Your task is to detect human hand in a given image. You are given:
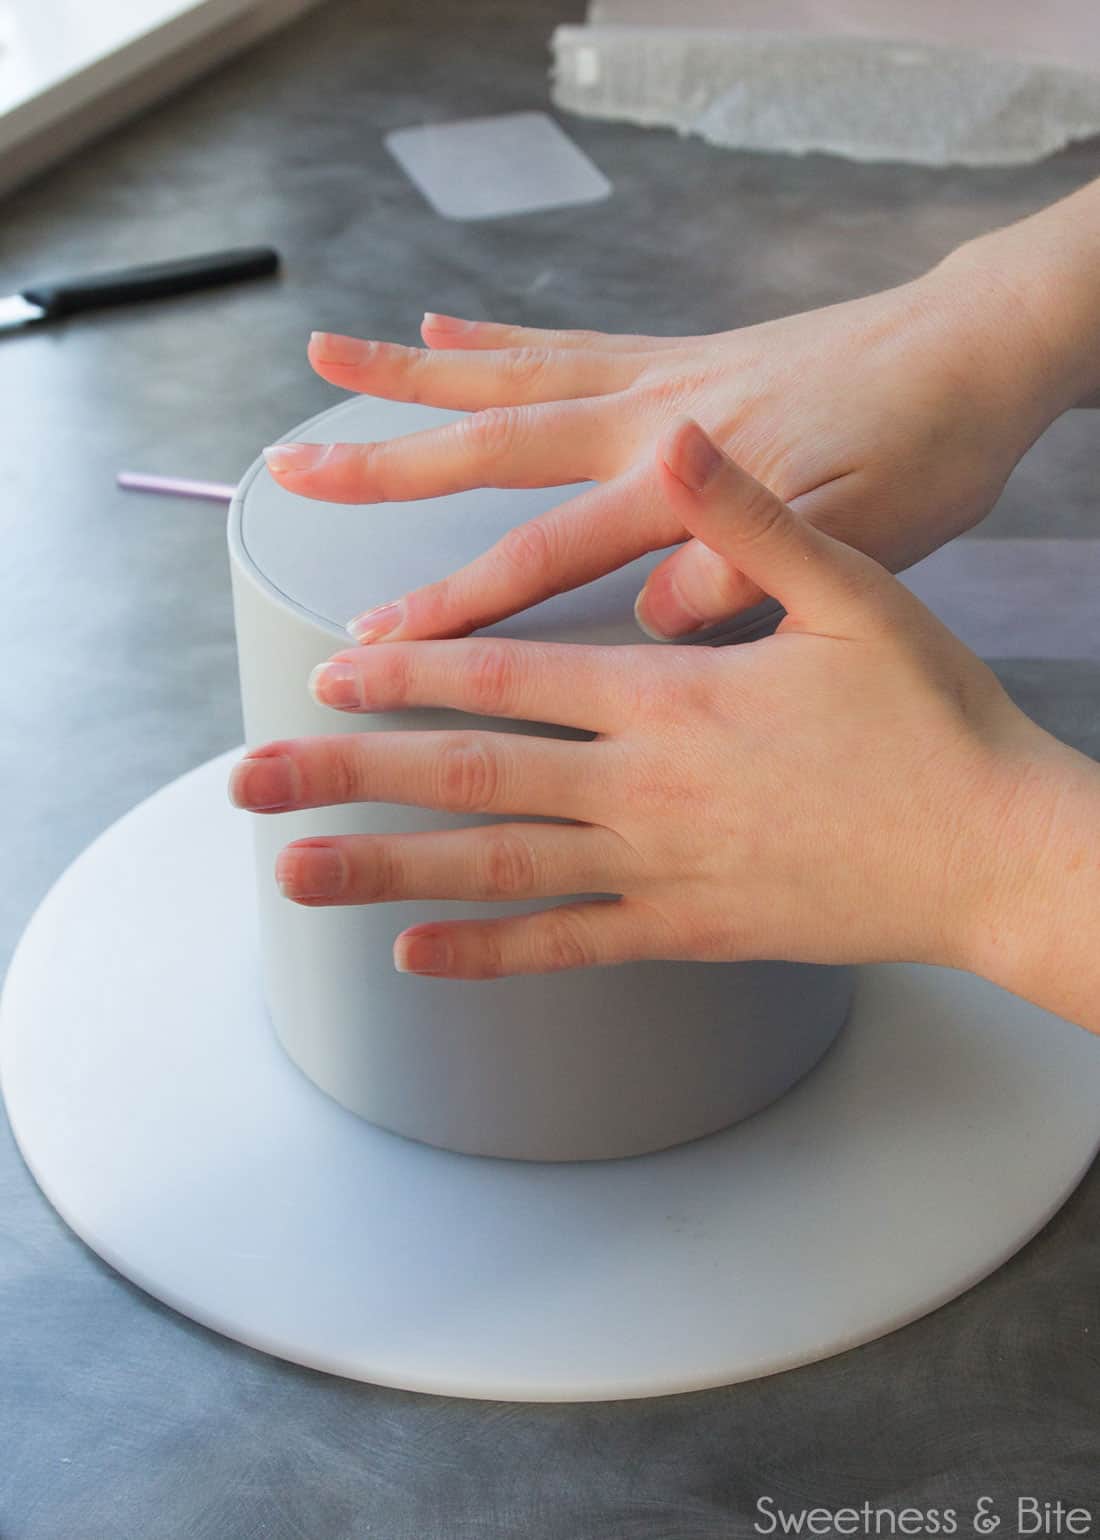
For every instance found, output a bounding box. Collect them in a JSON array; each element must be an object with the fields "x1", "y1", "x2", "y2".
[
  {"x1": 233, "y1": 418, "x2": 1047, "y2": 985},
  {"x1": 263, "y1": 256, "x2": 1060, "y2": 645}
]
